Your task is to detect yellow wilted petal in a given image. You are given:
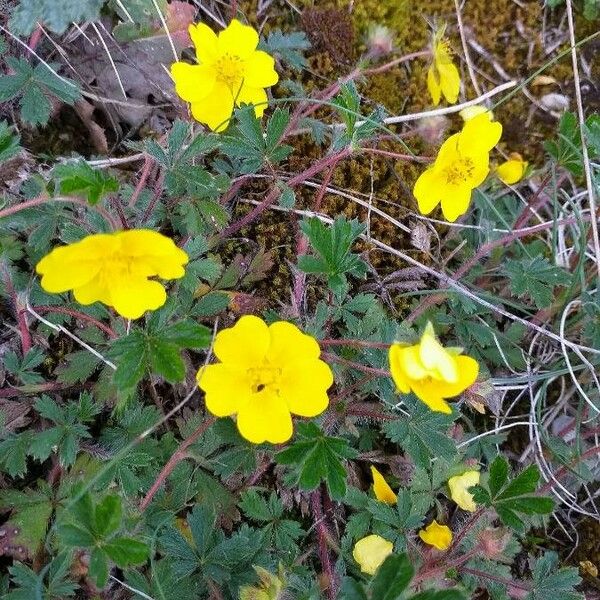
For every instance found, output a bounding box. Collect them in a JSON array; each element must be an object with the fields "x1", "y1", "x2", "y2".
[
  {"x1": 496, "y1": 153, "x2": 528, "y2": 185},
  {"x1": 459, "y1": 105, "x2": 493, "y2": 122},
  {"x1": 353, "y1": 535, "x2": 394, "y2": 575},
  {"x1": 448, "y1": 470, "x2": 480, "y2": 512},
  {"x1": 370, "y1": 466, "x2": 397, "y2": 505},
  {"x1": 419, "y1": 520, "x2": 453, "y2": 550}
]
